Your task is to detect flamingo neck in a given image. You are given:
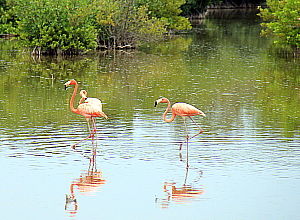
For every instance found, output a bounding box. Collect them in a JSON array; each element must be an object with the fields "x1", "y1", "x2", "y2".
[
  {"x1": 70, "y1": 82, "x2": 79, "y2": 114},
  {"x1": 163, "y1": 99, "x2": 176, "y2": 123}
]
